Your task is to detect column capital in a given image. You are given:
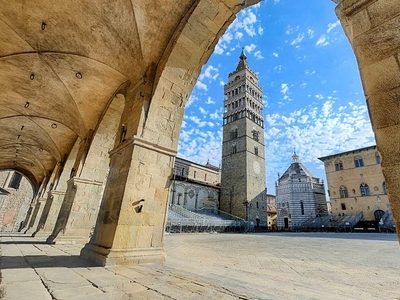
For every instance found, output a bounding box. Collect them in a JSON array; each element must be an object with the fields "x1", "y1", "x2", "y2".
[{"x1": 109, "y1": 135, "x2": 177, "y2": 158}]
